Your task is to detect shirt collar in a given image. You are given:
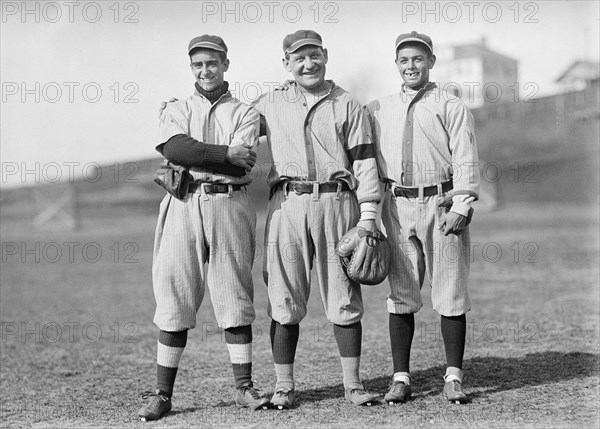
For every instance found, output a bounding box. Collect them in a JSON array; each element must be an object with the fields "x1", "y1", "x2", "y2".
[
  {"x1": 193, "y1": 90, "x2": 231, "y2": 105},
  {"x1": 194, "y1": 81, "x2": 231, "y2": 104},
  {"x1": 401, "y1": 81, "x2": 437, "y2": 95},
  {"x1": 290, "y1": 79, "x2": 336, "y2": 98}
]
